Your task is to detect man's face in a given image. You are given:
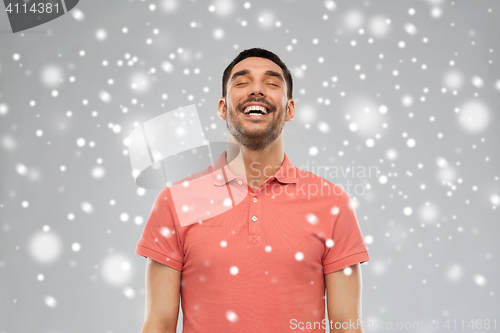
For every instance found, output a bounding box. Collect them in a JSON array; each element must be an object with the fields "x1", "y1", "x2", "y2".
[{"x1": 218, "y1": 57, "x2": 294, "y2": 151}]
